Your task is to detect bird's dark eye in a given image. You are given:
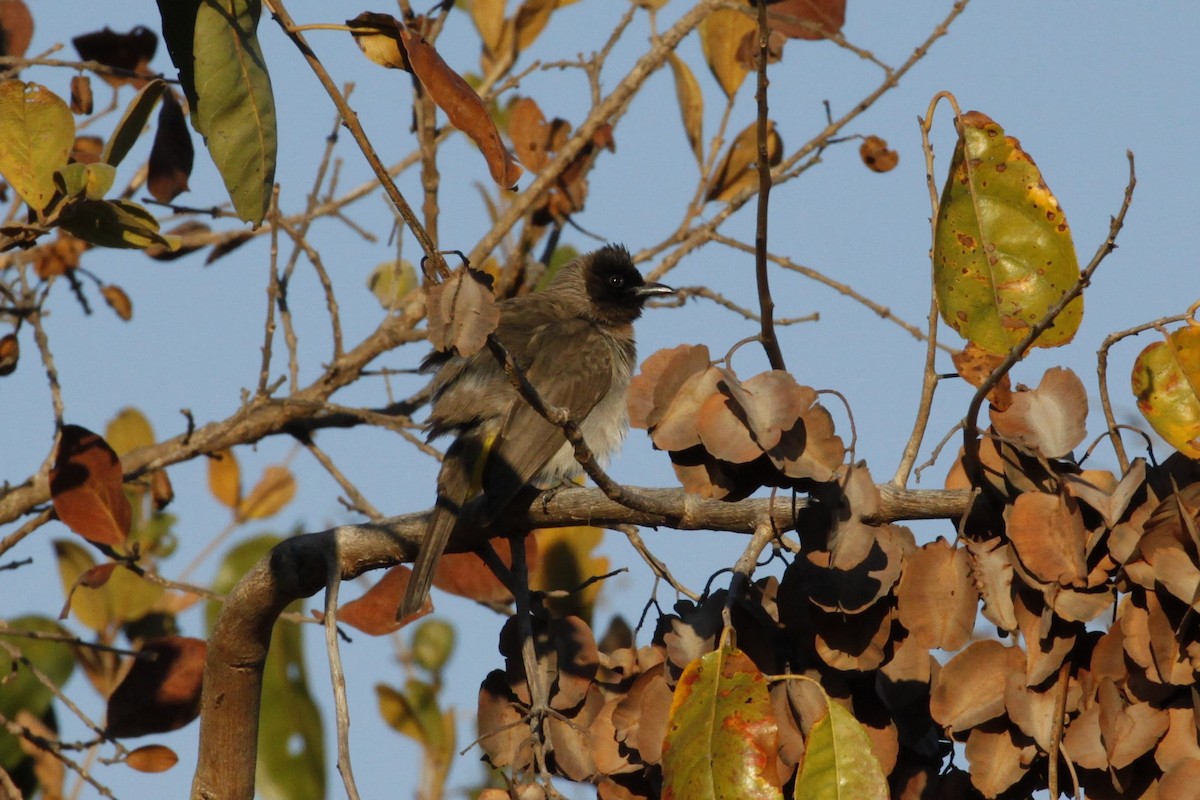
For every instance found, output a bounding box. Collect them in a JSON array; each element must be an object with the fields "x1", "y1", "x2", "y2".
[{"x1": 608, "y1": 274, "x2": 625, "y2": 288}]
